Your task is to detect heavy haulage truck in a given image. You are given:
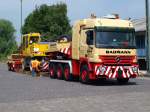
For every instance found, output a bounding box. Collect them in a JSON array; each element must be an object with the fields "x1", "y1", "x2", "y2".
[
  {"x1": 46, "y1": 15, "x2": 139, "y2": 84},
  {"x1": 7, "y1": 14, "x2": 139, "y2": 84}
]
